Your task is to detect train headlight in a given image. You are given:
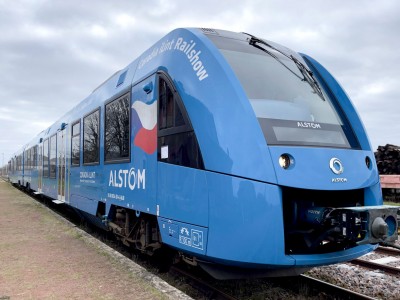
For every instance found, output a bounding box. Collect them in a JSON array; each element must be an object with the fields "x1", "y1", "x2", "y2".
[{"x1": 279, "y1": 154, "x2": 292, "y2": 169}]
